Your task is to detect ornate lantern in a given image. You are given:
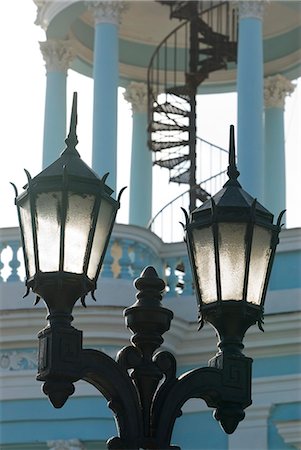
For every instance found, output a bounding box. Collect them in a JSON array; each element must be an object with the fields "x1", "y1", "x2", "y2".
[
  {"x1": 183, "y1": 126, "x2": 284, "y2": 356},
  {"x1": 12, "y1": 93, "x2": 123, "y2": 323}
]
